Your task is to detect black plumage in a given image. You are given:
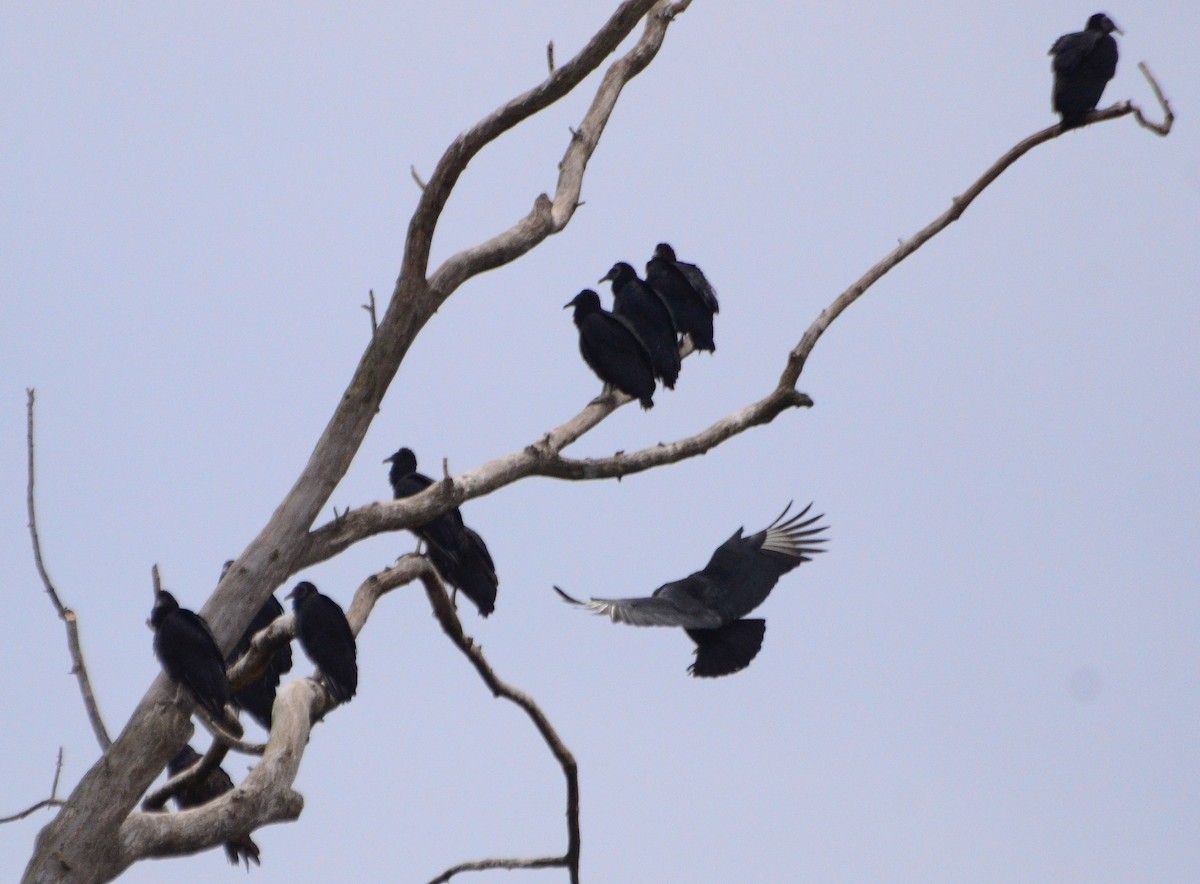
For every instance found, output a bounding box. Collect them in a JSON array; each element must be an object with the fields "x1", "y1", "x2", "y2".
[
  {"x1": 167, "y1": 744, "x2": 261, "y2": 869},
  {"x1": 645, "y1": 243, "x2": 719, "y2": 353},
  {"x1": 227, "y1": 593, "x2": 293, "y2": 730},
  {"x1": 601, "y1": 261, "x2": 681, "y2": 389},
  {"x1": 1050, "y1": 13, "x2": 1121, "y2": 129},
  {"x1": 384, "y1": 447, "x2": 500, "y2": 617},
  {"x1": 556, "y1": 503, "x2": 828, "y2": 677},
  {"x1": 564, "y1": 289, "x2": 656, "y2": 410},
  {"x1": 150, "y1": 590, "x2": 231, "y2": 721},
  {"x1": 286, "y1": 581, "x2": 357, "y2": 704}
]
